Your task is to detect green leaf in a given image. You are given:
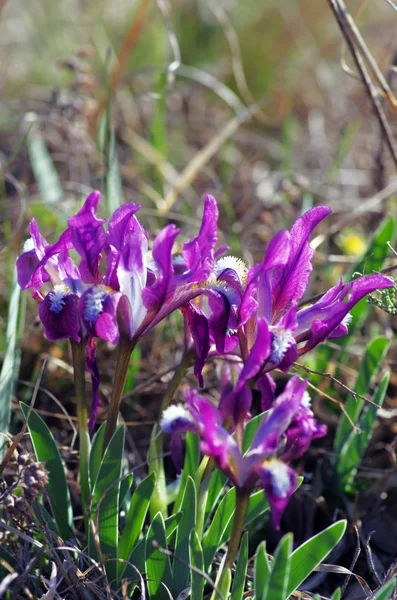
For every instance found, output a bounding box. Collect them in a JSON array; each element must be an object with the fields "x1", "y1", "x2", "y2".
[
  {"x1": 89, "y1": 422, "x2": 106, "y2": 490},
  {"x1": 243, "y1": 411, "x2": 266, "y2": 453},
  {"x1": 336, "y1": 371, "x2": 389, "y2": 489},
  {"x1": 287, "y1": 520, "x2": 347, "y2": 597},
  {"x1": 263, "y1": 534, "x2": 293, "y2": 600},
  {"x1": 202, "y1": 487, "x2": 236, "y2": 570},
  {"x1": 173, "y1": 476, "x2": 197, "y2": 595},
  {"x1": 231, "y1": 531, "x2": 248, "y2": 600},
  {"x1": 20, "y1": 403, "x2": 73, "y2": 540},
  {"x1": 219, "y1": 489, "x2": 270, "y2": 551},
  {"x1": 372, "y1": 578, "x2": 396, "y2": 600},
  {"x1": 145, "y1": 512, "x2": 173, "y2": 600},
  {"x1": 334, "y1": 337, "x2": 389, "y2": 454},
  {"x1": 121, "y1": 512, "x2": 182, "y2": 578},
  {"x1": 119, "y1": 472, "x2": 156, "y2": 563},
  {"x1": 330, "y1": 588, "x2": 341, "y2": 600},
  {"x1": 254, "y1": 541, "x2": 271, "y2": 600},
  {"x1": 190, "y1": 529, "x2": 205, "y2": 600},
  {"x1": 119, "y1": 473, "x2": 133, "y2": 509},
  {"x1": 174, "y1": 432, "x2": 200, "y2": 513},
  {"x1": 32, "y1": 501, "x2": 59, "y2": 535},
  {"x1": 0, "y1": 269, "x2": 21, "y2": 459},
  {"x1": 27, "y1": 130, "x2": 64, "y2": 204},
  {"x1": 203, "y1": 469, "x2": 228, "y2": 529},
  {"x1": 89, "y1": 424, "x2": 125, "y2": 584}
]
